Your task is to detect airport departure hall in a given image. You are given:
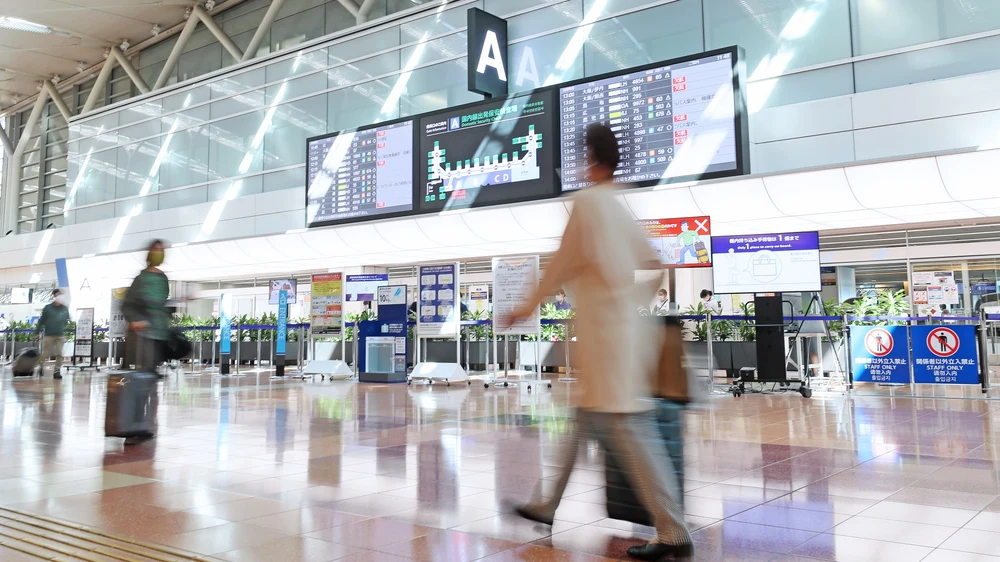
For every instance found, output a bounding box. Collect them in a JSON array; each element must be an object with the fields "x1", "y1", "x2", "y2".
[{"x1": 1, "y1": 0, "x2": 1000, "y2": 560}]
